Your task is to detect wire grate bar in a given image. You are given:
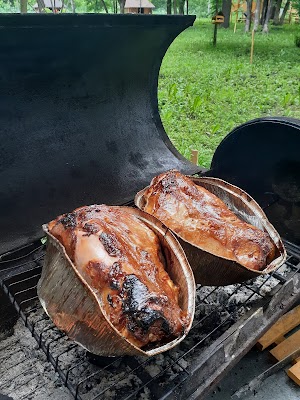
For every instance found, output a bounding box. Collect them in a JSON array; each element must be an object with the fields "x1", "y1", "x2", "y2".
[
  {"x1": 75, "y1": 356, "x2": 124, "y2": 397},
  {"x1": 0, "y1": 364, "x2": 36, "y2": 389},
  {"x1": 7, "y1": 273, "x2": 41, "y2": 289},
  {"x1": 120, "y1": 357, "x2": 189, "y2": 400},
  {"x1": 0, "y1": 348, "x2": 23, "y2": 362}
]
